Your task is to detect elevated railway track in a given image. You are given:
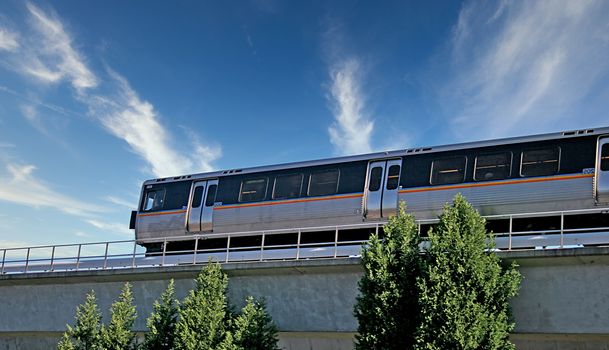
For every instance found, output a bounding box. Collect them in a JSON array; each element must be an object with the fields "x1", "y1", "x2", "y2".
[{"x1": 2, "y1": 207, "x2": 609, "y2": 275}]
